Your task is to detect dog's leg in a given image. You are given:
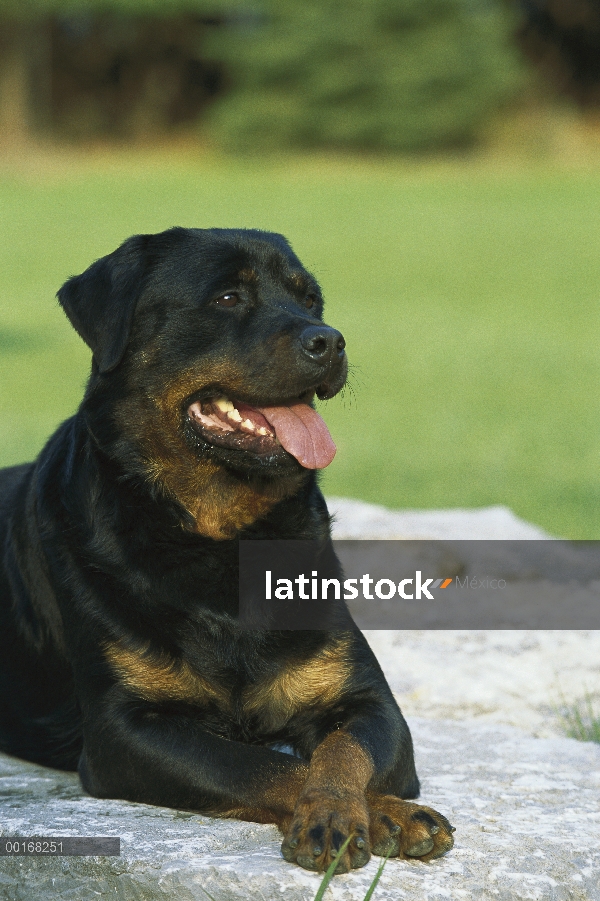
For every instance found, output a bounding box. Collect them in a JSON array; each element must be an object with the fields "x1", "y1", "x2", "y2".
[
  {"x1": 79, "y1": 713, "x2": 309, "y2": 825},
  {"x1": 279, "y1": 729, "x2": 454, "y2": 873},
  {"x1": 366, "y1": 793, "x2": 455, "y2": 862},
  {"x1": 80, "y1": 700, "x2": 453, "y2": 873},
  {"x1": 279, "y1": 729, "x2": 374, "y2": 871}
]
